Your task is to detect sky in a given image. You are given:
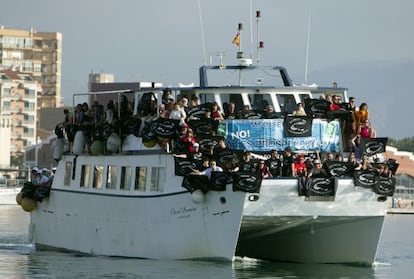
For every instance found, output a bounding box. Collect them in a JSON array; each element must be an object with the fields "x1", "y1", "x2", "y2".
[{"x1": 1, "y1": 0, "x2": 414, "y2": 138}]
